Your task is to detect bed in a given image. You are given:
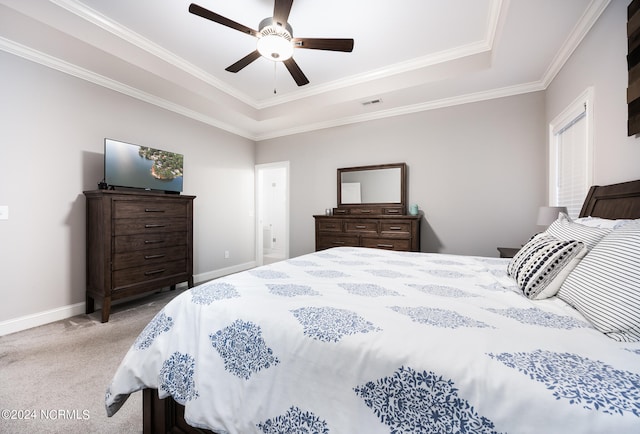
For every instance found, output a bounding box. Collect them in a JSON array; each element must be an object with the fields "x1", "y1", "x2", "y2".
[{"x1": 106, "y1": 179, "x2": 640, "y2": 434}]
